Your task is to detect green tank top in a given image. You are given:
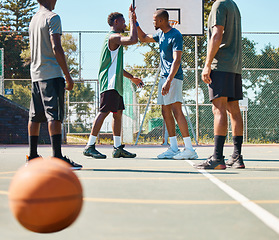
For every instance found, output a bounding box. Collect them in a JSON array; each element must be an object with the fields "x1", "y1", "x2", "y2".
[{"x1": 98, "y1": 31, "x2": 124, "y2": 96}]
